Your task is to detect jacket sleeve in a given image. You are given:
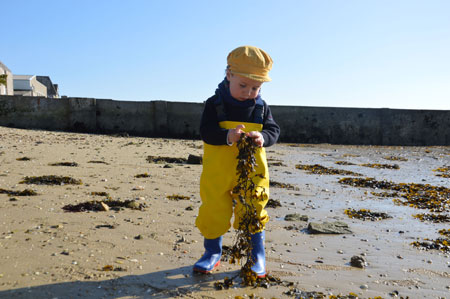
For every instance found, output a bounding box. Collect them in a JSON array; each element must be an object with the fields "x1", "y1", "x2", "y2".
[
  {"x1": 260, "y1": 102, "x2": 280, "y2": 147},
  {"x1": 199, "y1": 97, "x2": 229, "y2": 145}
]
